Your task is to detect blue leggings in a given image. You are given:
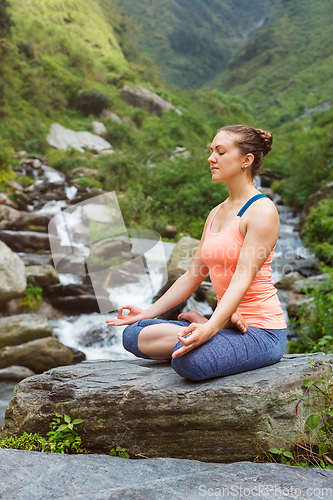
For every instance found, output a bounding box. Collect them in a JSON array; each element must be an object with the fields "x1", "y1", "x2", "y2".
[{"x1": 123, "y1": 319, "x2": 288, "y2": 381}]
